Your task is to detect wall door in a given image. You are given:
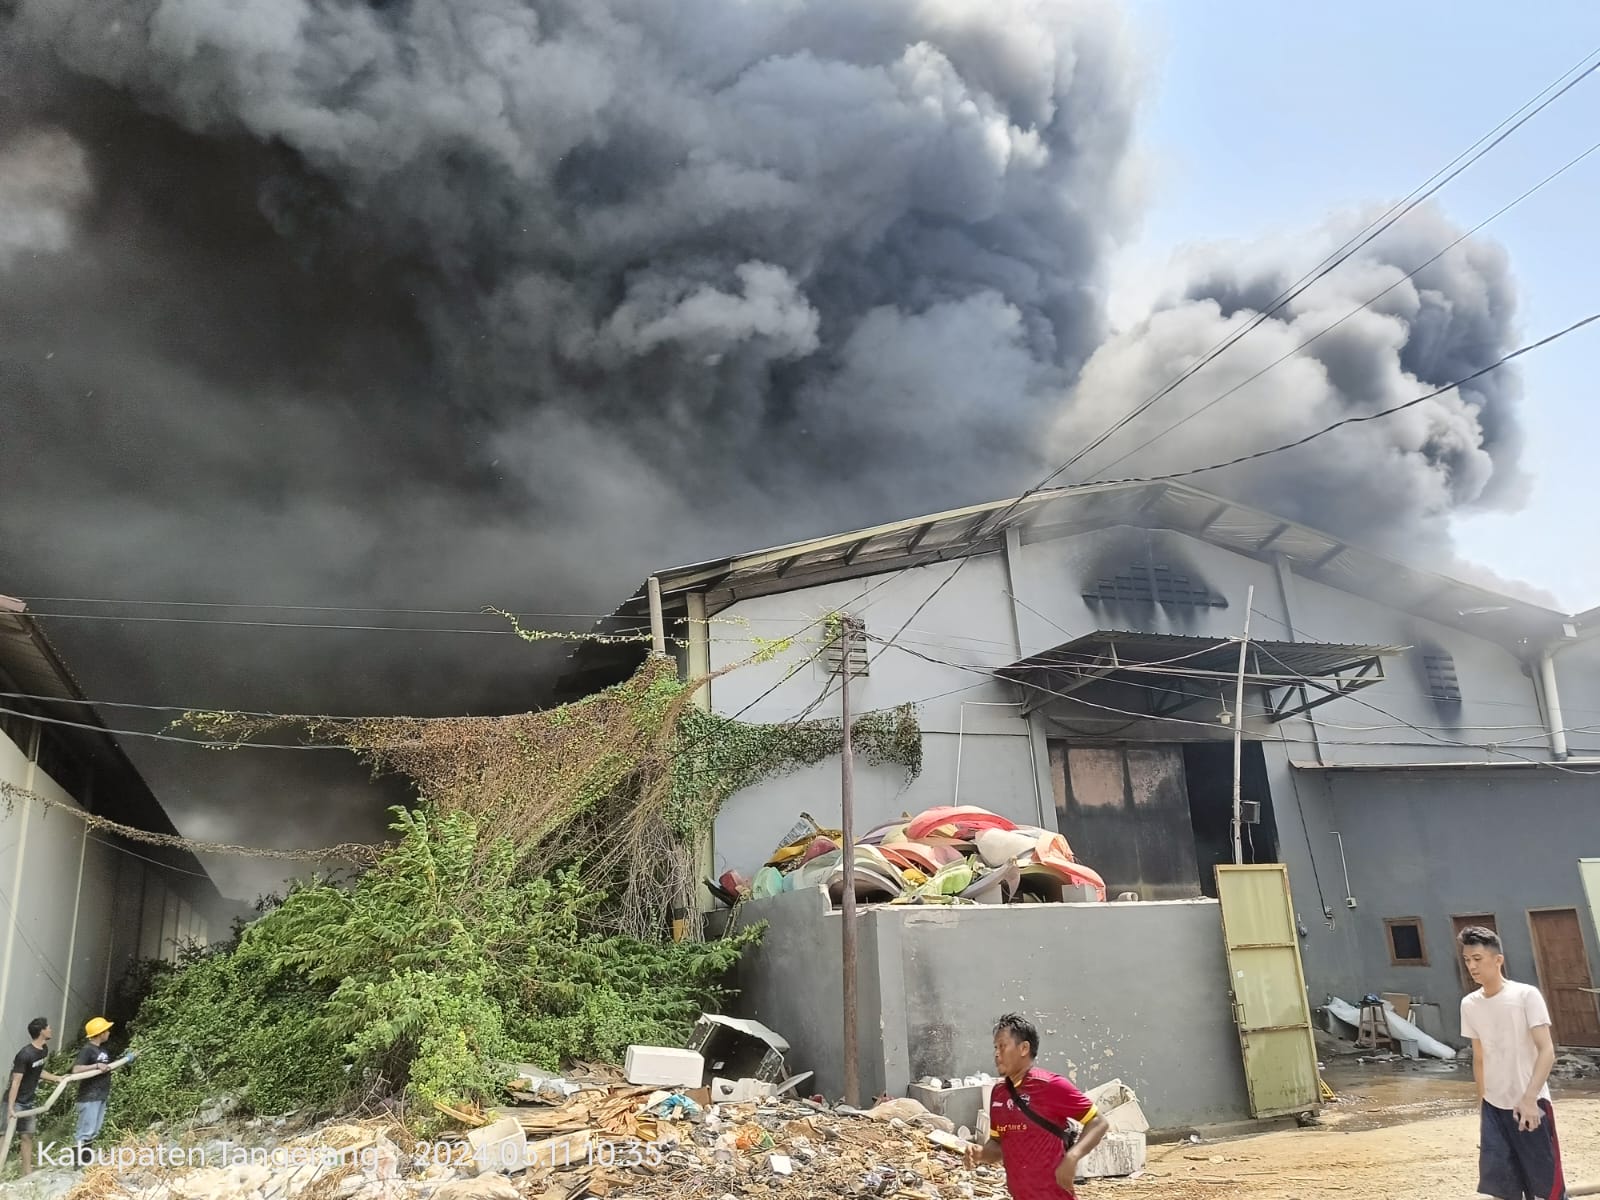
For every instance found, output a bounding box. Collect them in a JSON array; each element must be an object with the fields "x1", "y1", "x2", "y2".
[
  {"x1": 1216, "y1": 864, "x2": 1320, "y2": 1118},
  {"x1": 1451, "y1": 914, "x2": 1497, "y2": 994},
  {"x1": 1528, "y1": 908, "x2": 1600, "y2": 1048}
]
